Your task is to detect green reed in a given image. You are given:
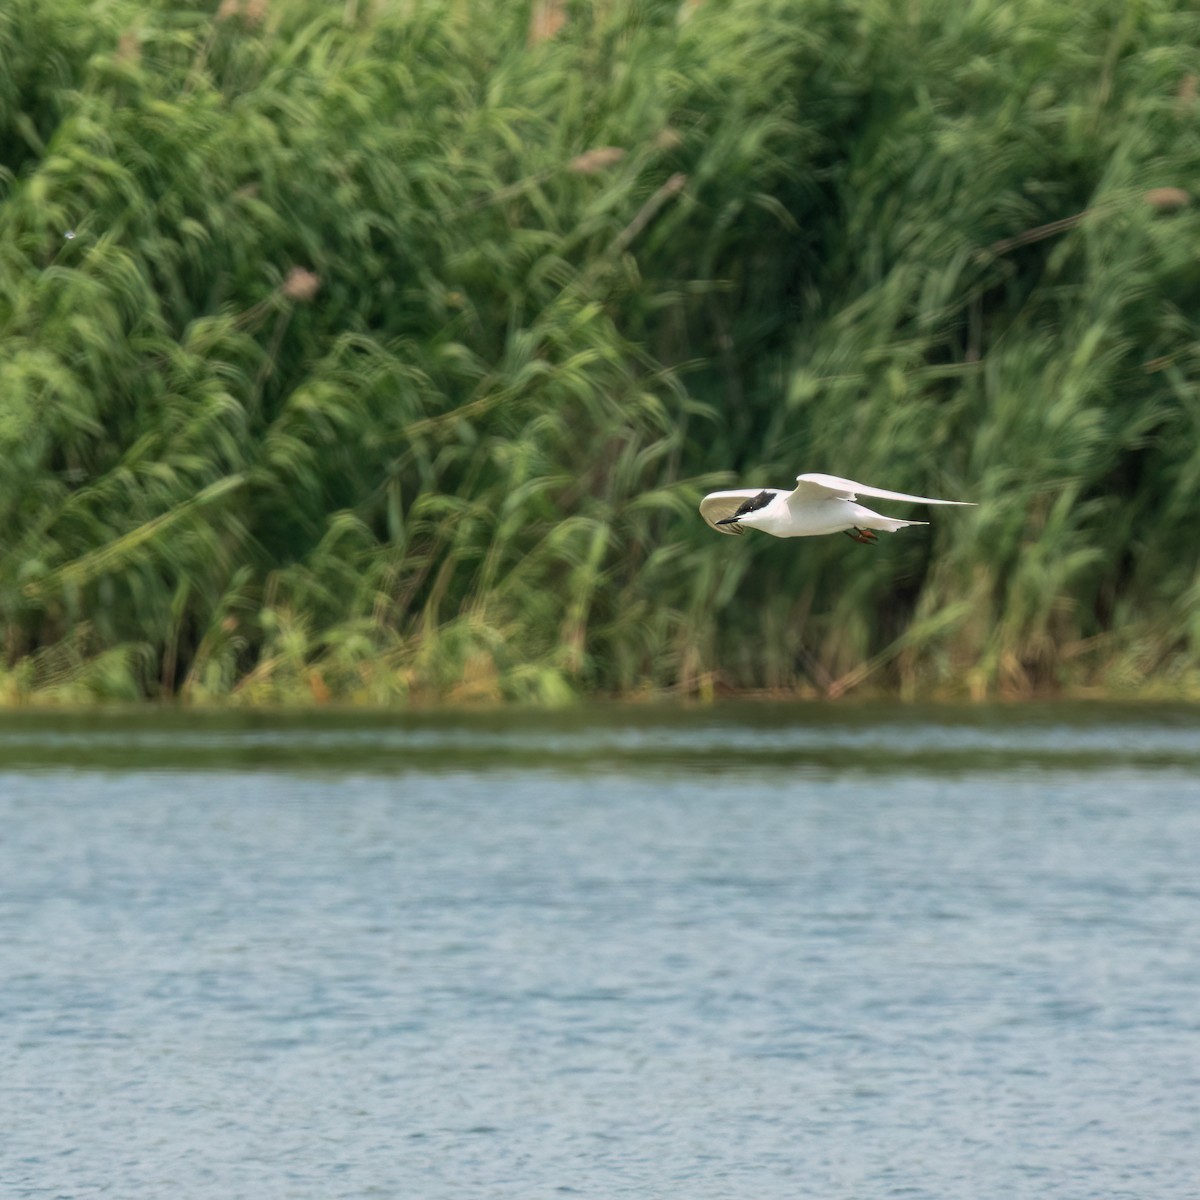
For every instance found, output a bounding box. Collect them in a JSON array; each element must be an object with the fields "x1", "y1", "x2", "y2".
[{"x1": 2, "y1": 0, "x2": 1199, "y2": 703}]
